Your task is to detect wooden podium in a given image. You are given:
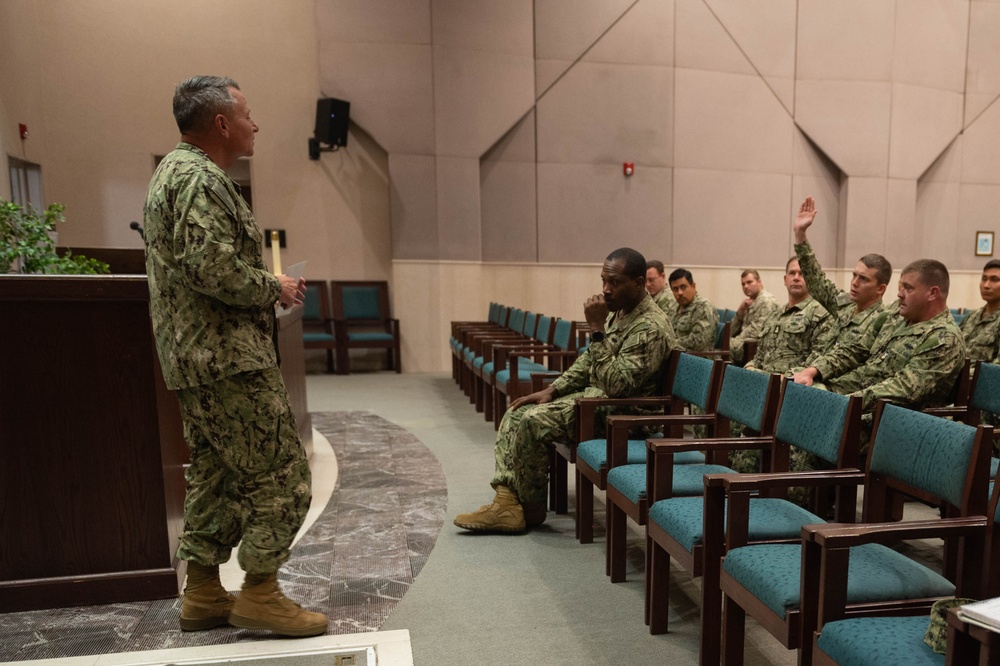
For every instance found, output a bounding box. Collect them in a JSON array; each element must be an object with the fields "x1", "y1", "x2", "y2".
[{"x1": 0, "y1": 274, "x2": 186, "y2": 611}]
